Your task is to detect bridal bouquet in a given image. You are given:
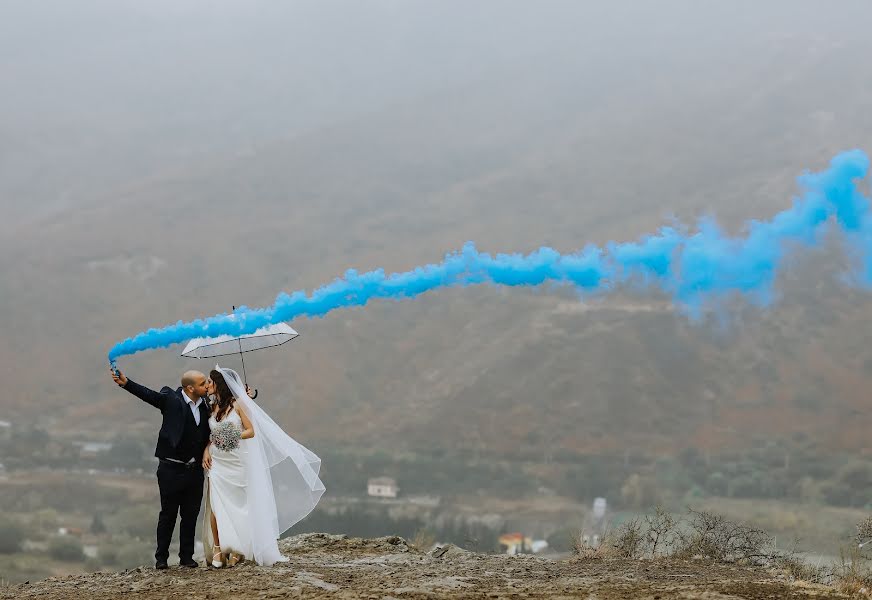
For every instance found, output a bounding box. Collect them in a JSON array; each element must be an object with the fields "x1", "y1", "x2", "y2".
[{"x1": 210, "y1": 420, "x2": 242, "y2": 452}]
